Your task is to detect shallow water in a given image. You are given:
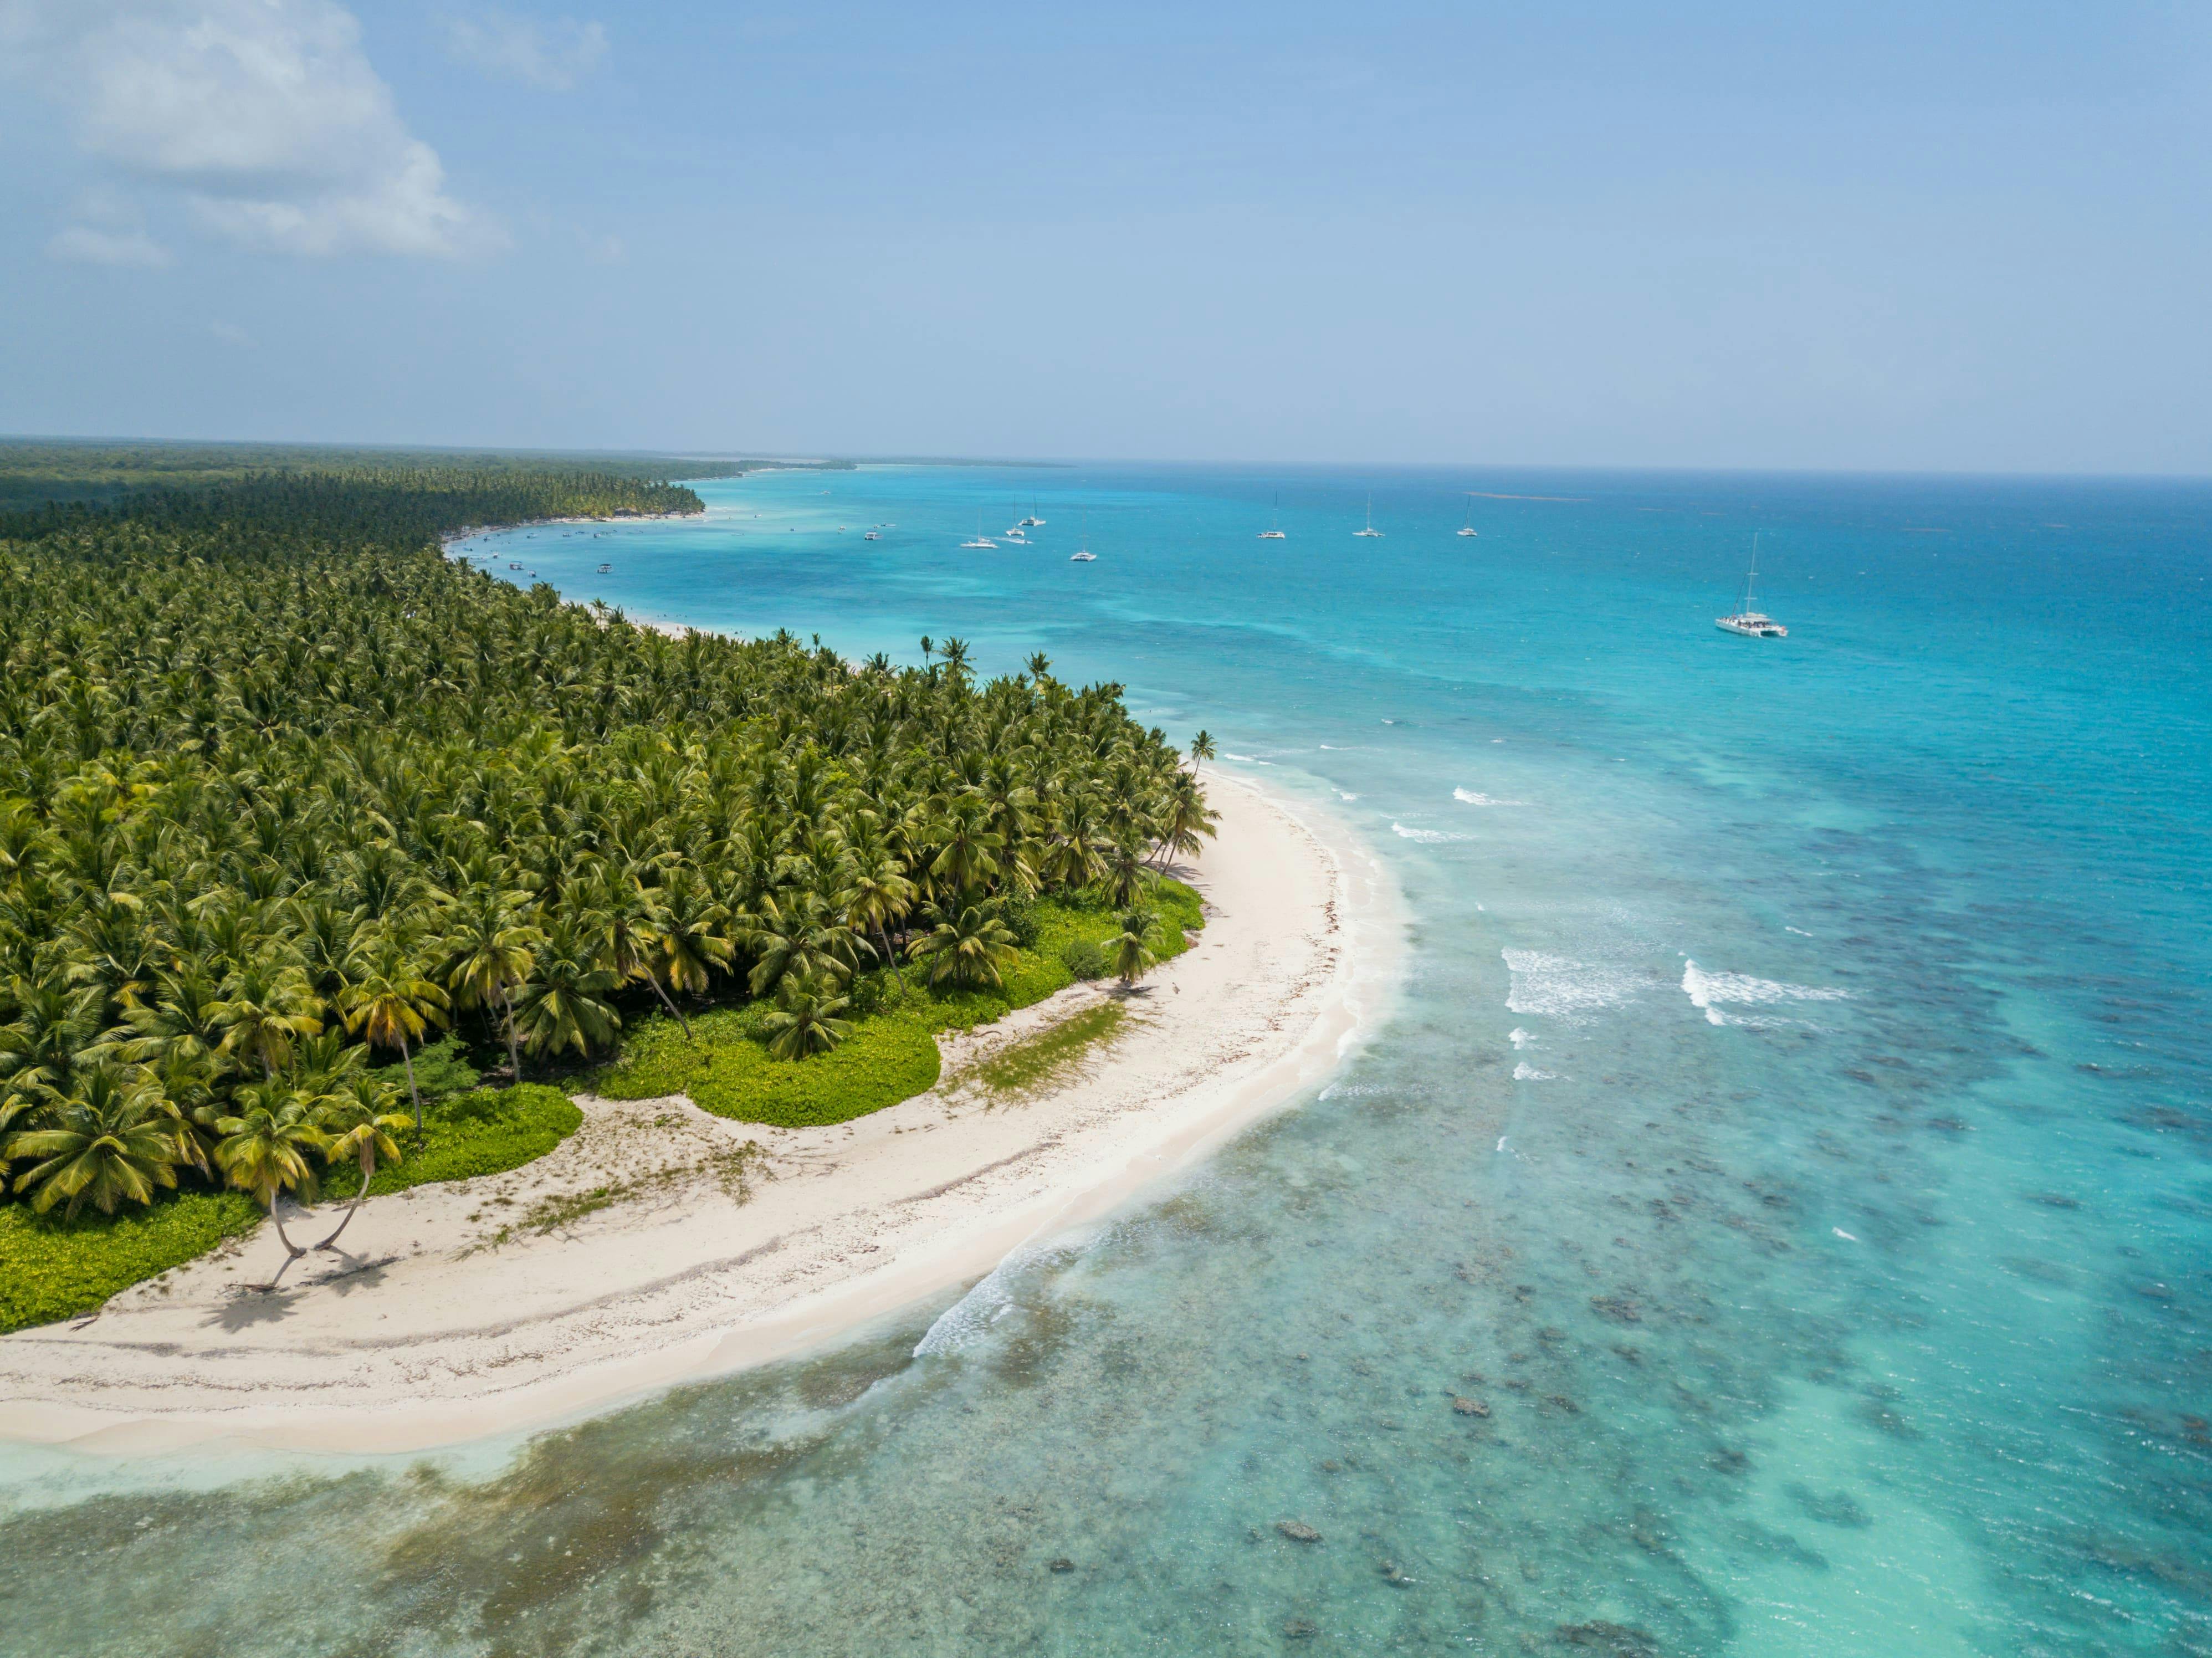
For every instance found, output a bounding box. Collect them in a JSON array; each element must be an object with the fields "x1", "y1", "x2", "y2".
[{"x1": 9, "y1": 466, "x2": 2209, "y2": 1656}]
